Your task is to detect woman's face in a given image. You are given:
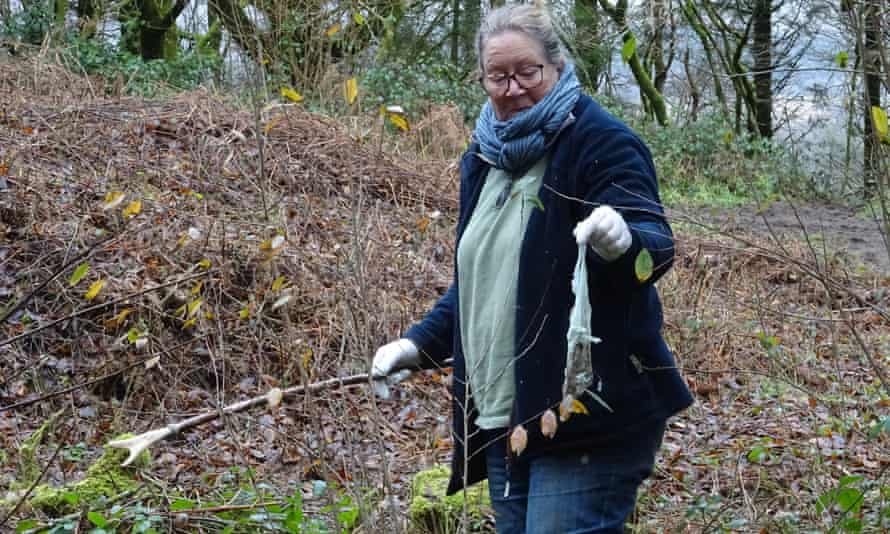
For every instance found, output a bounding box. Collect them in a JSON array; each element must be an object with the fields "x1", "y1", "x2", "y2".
[{"x1": 481, "y1": 31, "x2": 562, "y2": 121}]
